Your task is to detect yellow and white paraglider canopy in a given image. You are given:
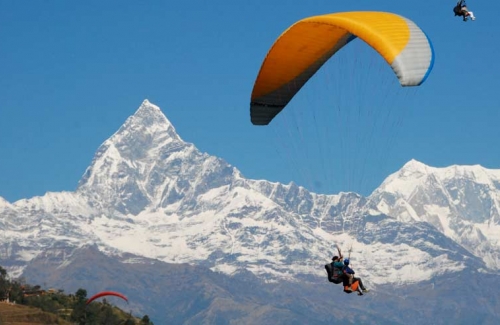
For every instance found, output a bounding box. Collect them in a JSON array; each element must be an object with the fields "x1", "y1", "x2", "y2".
[{"x1": 250, "y1": 11, "x2": 435, "y2": 125}]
